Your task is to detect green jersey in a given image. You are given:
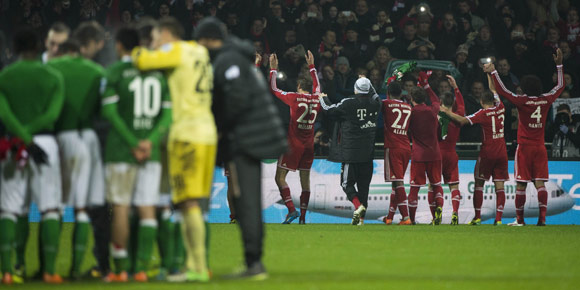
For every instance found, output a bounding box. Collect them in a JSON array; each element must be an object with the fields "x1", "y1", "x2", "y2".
[
  {"x1": 47, "y1": 56, "x2": 105, "y2": 132},
  {"x1": 0, "y1": 59, "x2": 64, "y2": 143},
  {"x1": 102, "y1": 57, "x2": 171, "y2": 163}
]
